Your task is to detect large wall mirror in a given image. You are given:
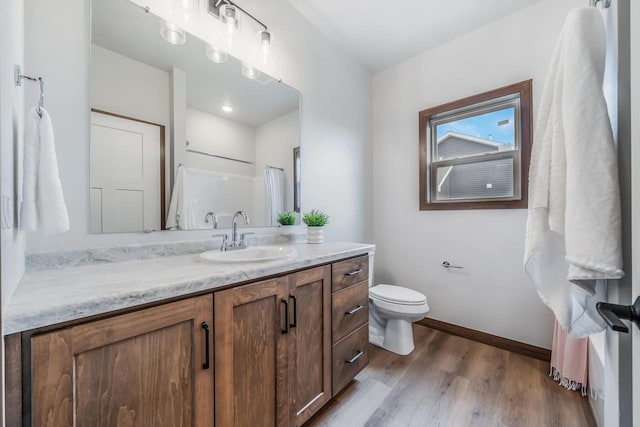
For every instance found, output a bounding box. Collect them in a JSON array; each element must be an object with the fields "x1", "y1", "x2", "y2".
[{"x1": 90, "y1": 0, "x2": 301, "y2": 233}]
